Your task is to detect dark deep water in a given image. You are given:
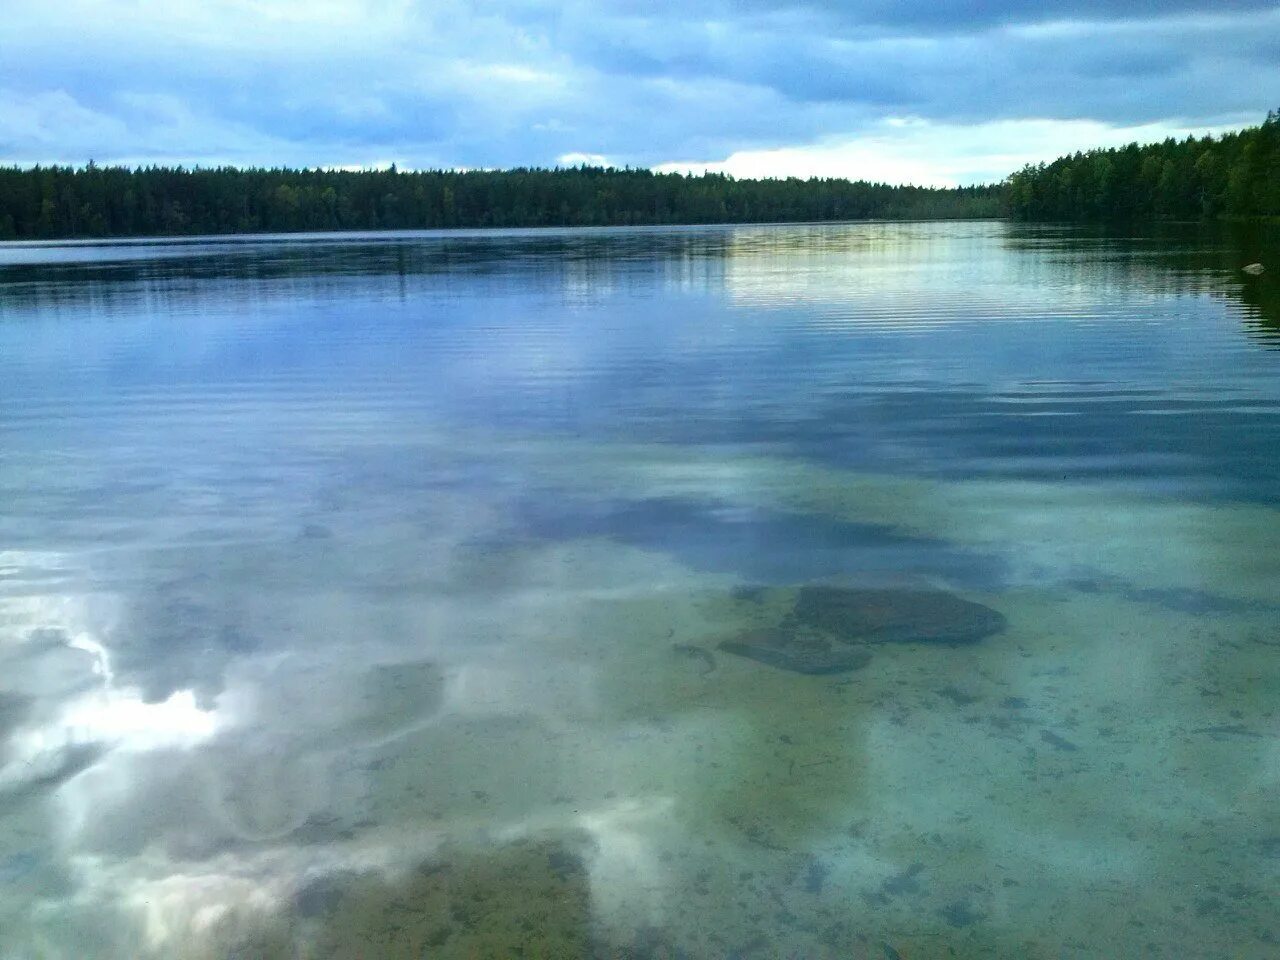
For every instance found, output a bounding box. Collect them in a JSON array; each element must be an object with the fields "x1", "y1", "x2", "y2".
[{"x1": 0, "y1": 220, "x2": 1278, "y2": 958}]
